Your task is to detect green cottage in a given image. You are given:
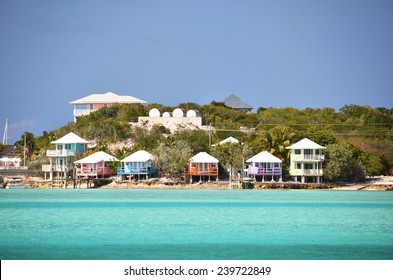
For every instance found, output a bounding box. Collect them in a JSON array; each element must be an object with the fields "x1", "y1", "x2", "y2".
[
  {"x1": 286, "y1": 138, "x2": 326, "y2": 183},
  {"x1": 42, "y1": 132, "x2": 88, "y2": 181}
]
